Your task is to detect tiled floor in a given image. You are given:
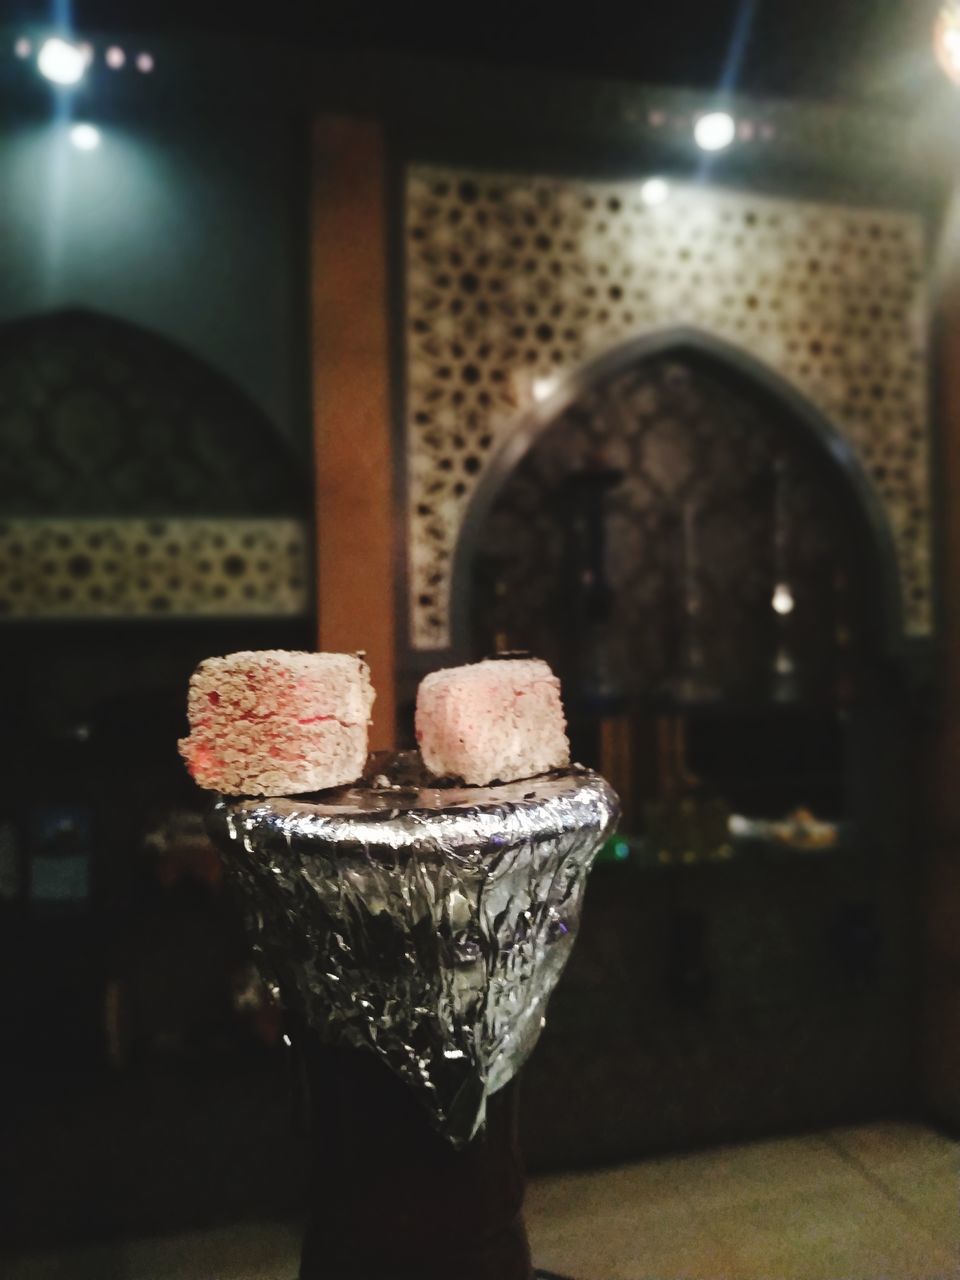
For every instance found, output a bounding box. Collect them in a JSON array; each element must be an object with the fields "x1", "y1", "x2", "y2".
[
  {"x1": 527, "y1": 1122, "x2": 959, "y2": 1280},
  {"x1": 6, "y1": 1122, "x2": 957, "y2": 1279}
]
